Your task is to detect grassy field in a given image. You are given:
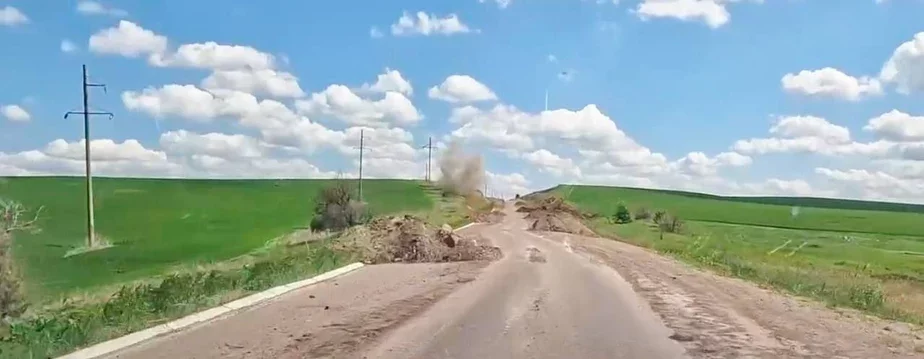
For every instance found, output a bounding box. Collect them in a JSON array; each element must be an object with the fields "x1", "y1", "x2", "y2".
[
  {"x1": 560, "y1": 185, "x2": 924, "y2": 236},
  {"x1": 0, "y1": 177, "x2": 434, "y2": 302},
  {"x1": 555, "y1": 185, "x2": 924, "y2": 323}
]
